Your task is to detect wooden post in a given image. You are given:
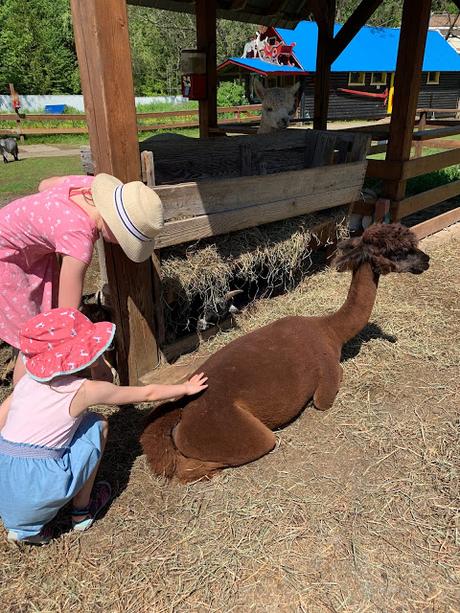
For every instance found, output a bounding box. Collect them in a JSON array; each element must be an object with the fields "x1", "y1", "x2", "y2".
[
  {"x1": 414, "y1": 111, "x2": 427, "y2": 158},
  {"x1": 313, "y1": 0, "x2": 336, "y2": 130},
  {"x1": 196, "y1": 0, "x2": 217, "y2": 137},
  {"x1": 71, "y1": 0, "x2": 159, "y2": 384},
  {"x1": 383, "y1": 0, "x2": 432, "y2": 217}
]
